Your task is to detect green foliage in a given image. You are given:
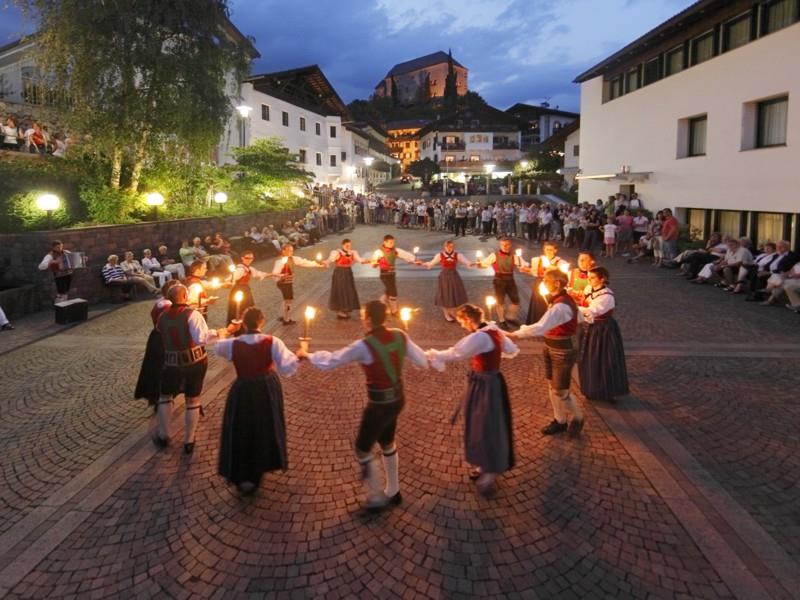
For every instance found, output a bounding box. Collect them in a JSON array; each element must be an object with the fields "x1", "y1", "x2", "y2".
[
  {"x1": 527, "y1": 148, "x2": 563, "y2": 175},
  {"x1": 4, "y1": 190, "x2": 72, "y2": 230},
  {"x1": 407, "y1": 158, "x2": 440, "y2": 185},
  {"x1": 444, "y1": 50, "x2": 457, "y2": 111}
]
